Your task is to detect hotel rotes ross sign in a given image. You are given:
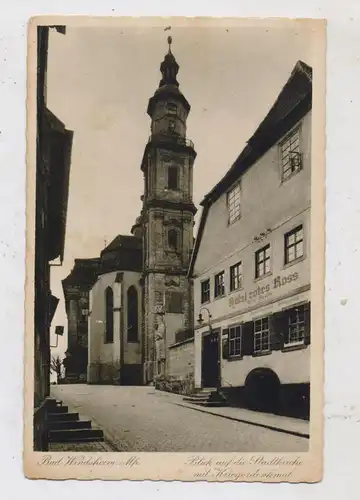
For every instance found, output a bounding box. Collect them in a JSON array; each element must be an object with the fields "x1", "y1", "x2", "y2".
[{"x1": 229, "y1": 271, "x2": 299, "y2": 309}]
